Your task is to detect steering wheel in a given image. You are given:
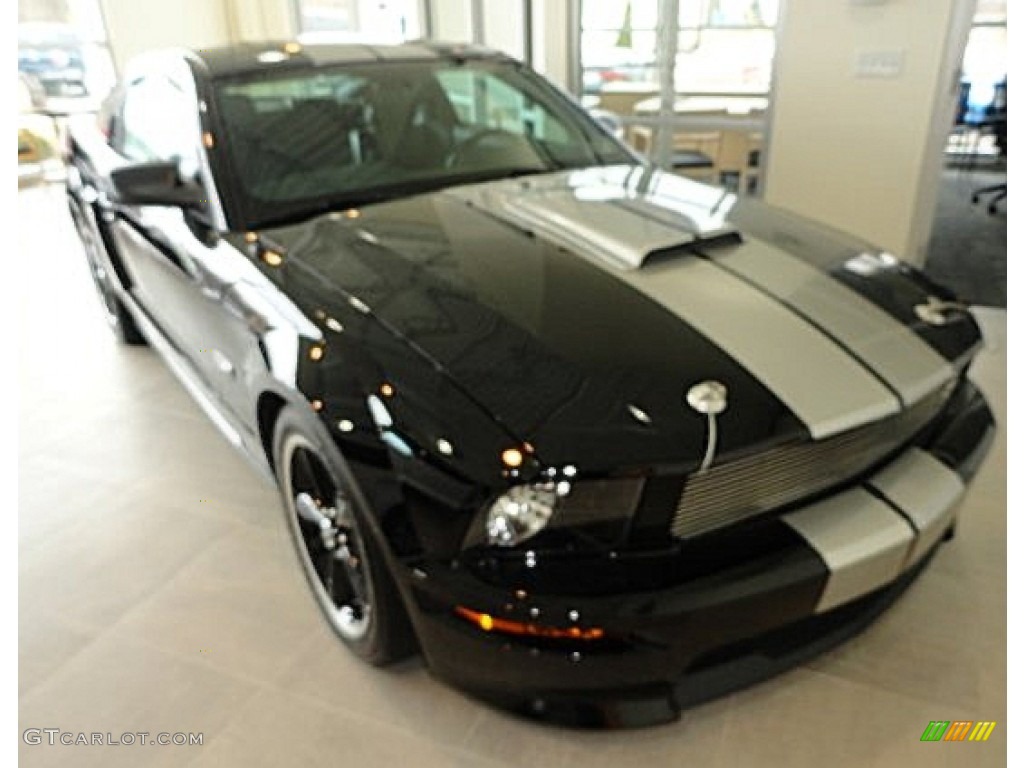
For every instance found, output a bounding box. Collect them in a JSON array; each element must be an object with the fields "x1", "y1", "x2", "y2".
[{"x1": 447, "y1": 128, "x2": 539, "y2": 169}]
